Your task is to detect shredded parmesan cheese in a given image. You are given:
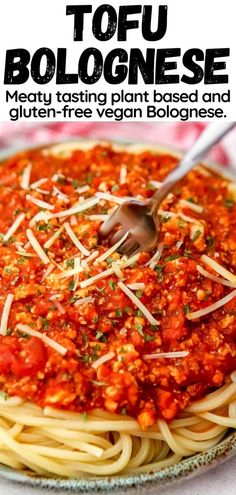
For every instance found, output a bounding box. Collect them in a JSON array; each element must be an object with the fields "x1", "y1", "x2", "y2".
[
  {"x1": 117, "y1": 281, "x2": 159, "y2": 325},
  {"x1": 74, "y1": 297, "x2": 95, "y2": 306},
  {"x1": 159, "y1": 210, "x2": 178, "y2": 219},
  {"x1": 47, "y1": 197, "x2": 100, "y2": 219},
  {"x1": 112, "y1": 261, "x2": 124, "y2": 278},
  {"x1": 53, "y1": 264, "x2": 84, "y2": 279},
  {"x1": 88, "y1": 215, "x2": 110, "y2": 221},
  {"x1": 85, "y1": 251, "x2": 99, "y2": 264},
  {"x1": 149, "y1": 180, "x2": 162, "y2": 189},
  {"x1": 80, "y1": 253, "x2": 140, "y2": 288},
  {"x1": 4, "y1": 213, "x2": 25, "y2": 242},
  {"x1": 143, "y1": 351, "x2": 189, "y2": 360},
  {"x1": 180, "y1": 199, "x2": 204, "y2": 213},
  {"x1": 44, "y1": 225, "x2": 64, "y2": 249},
  {"x1": 30, "y1": 178, "x2": 48, "y2": 190},
  {"x1": 26, "y1": 194, "x2": 54, "y2": 211},
  {"x1": 120, "y1": 165, "x2": 127, "y2": 184},
  {"x1": 127, "y1": 283, "x2": 145, "y2": 290},
  {"x1": 145, "y1": 242, "x2": 164, "y2": 268},
  {"x1": 52, "y1": 300, "x2": 66, "y2": 314},
  {"x1": 76, "y1": 185, "x2": 90, "y2": 194},
  {"x1": 201, "y1": 255, "x2": 236, "y2": 284},
  {"x1": 178, "y1": 212, "x2": 202, "y2": 225},
  {"x1": 20, "y1": 164, "x2": 32, "y2": 190},
  {"x1": 41, "y1": 263, "x2": 55, "y2": 281},
  {"x1": 64, "y1": 222, "x2": 90, "y2": 257},
  {"x1": 95, "y1": 192, "x2": 132, "y2": 205},
  {"x1": 197, "y1": 265, "x2": 236, "y2": 288},
  {"x1": 16, "y1": 324, "x2": 67, "y2": 355},
  {"x1": 0, "y1": 294, "x2": 14, "y2": 336},
  {"x1": 26, "y1": 229, "x2": 50, "y2": 265},
  {"x1": 95, "y1": 232, "x2": 129, "y2": 264},
  {"x1": 186, "y1": 289, "x2": 236, "y2": 320},
  {"x1": 92, "y1": 352, "x2": 115, "y2": 369},
  {"x1": 53, "y1": 186, "x2": 70, "y2": 203}
]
